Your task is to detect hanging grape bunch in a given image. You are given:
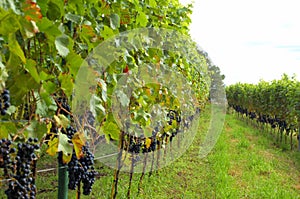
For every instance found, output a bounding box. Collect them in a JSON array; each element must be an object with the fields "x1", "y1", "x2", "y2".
[
  {"x1": 48, "y1": 96, "x2": 97, "y2": 196},
  {"x1": 0, "y1": 89, "x2": 10, "y2": 116},
  {"x1": 67, "y1": 144, "x2": 97, "y2": 195},
  {"x1": 0, "y1": 138, "x2": 39, "y2": 199}
]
